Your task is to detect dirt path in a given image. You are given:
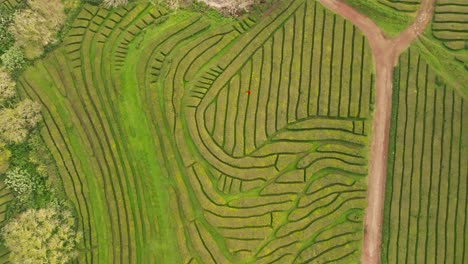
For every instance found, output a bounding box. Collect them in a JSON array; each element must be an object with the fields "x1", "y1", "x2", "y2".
[{"x1": 317, "y1": 0, "x2": 435, "y2": 263}]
